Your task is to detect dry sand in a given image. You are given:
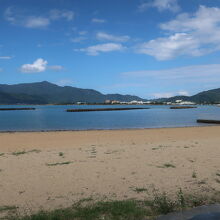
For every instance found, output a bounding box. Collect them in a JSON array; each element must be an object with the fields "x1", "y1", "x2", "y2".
[{"x1": 0, "y1": 126, "x2": 220, "y2": 213}]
